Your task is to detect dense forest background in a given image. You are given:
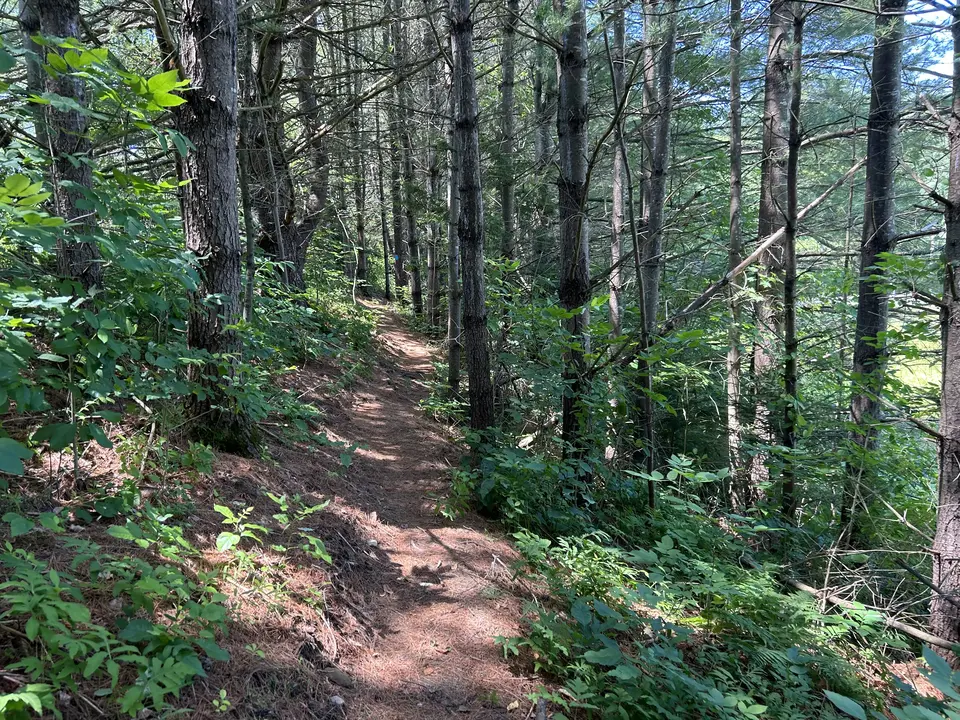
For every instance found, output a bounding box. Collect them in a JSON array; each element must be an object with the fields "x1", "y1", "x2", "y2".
[{"x1": 4, "y1": 0, "x2": 960, "y2": 718}]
